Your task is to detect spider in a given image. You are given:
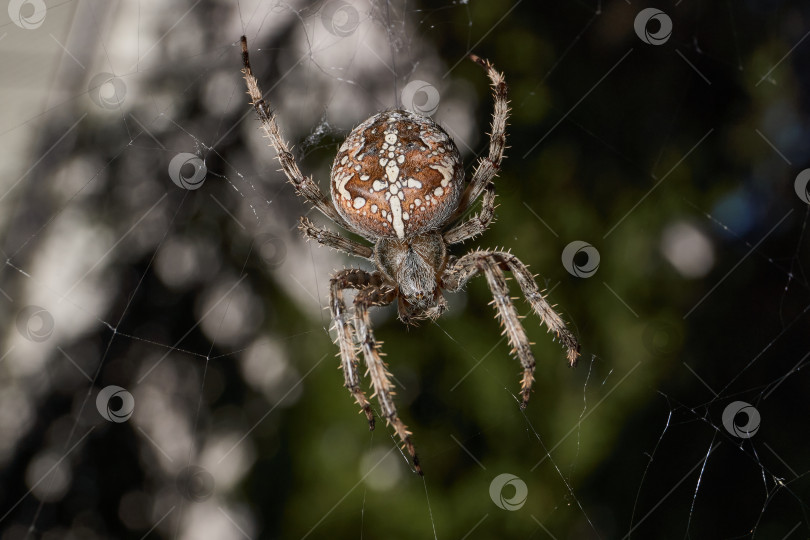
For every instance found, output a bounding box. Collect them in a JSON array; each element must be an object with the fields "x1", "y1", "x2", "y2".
[{"x1": 241, "y1": 36, "x2": 580, "y2": 475}]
